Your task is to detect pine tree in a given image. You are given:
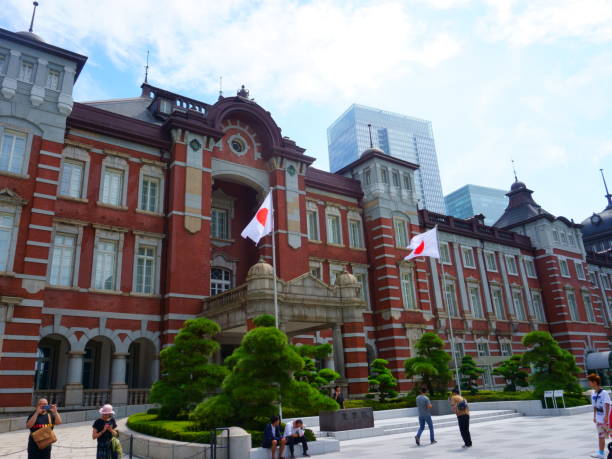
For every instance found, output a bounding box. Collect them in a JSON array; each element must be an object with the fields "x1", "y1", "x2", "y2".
[
  {"x1": 404, "y1": 332, "x2": 452, "y2": 396},
  {"x1": 459, "y1": 355, "x2": 484, "y2": 395},
  {"x1": 368, "y1": 358, "x2": 398, "y2": 402},
  {"x1": 493, "y1": 355, "x2": 529, "y2": 392}
]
